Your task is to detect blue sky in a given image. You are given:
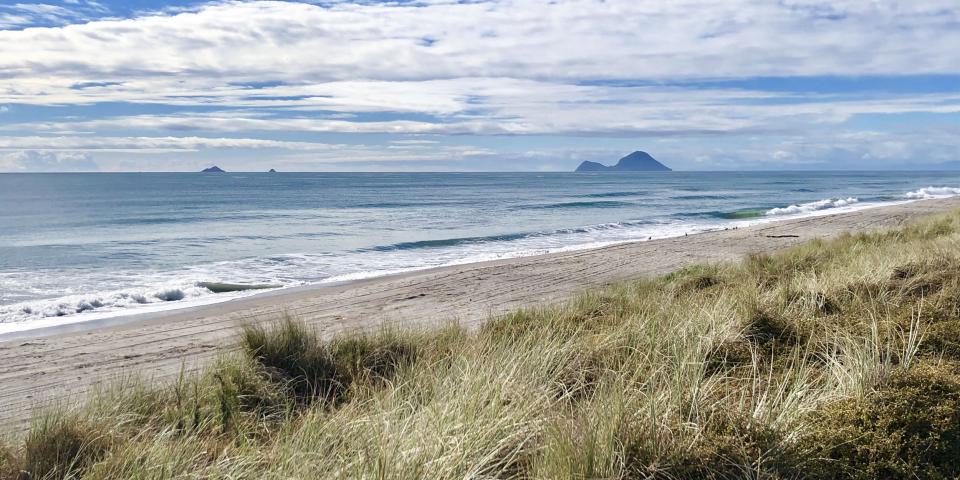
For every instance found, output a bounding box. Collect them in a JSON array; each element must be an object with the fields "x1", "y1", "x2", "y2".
[{"x1": 0, "y1": 0, "x2": 958, "y2": 172}]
